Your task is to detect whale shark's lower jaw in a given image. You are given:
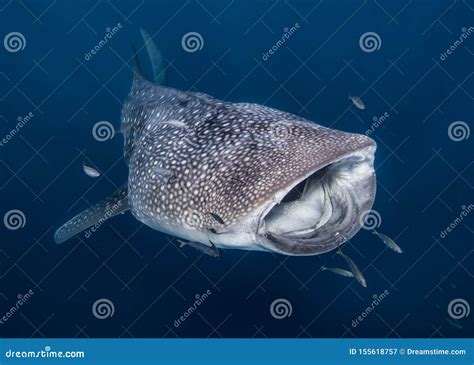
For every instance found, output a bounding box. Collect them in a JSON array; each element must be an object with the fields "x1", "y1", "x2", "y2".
[{"x1": 256, "y1": 144, "x2": 376, "y2": 256}]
